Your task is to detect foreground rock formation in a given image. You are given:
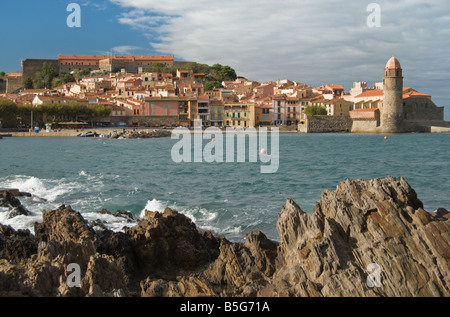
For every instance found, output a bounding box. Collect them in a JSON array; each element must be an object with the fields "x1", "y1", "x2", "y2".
[{"x1": 0, "y1": 176, "x2": 448, "y2": 297}]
